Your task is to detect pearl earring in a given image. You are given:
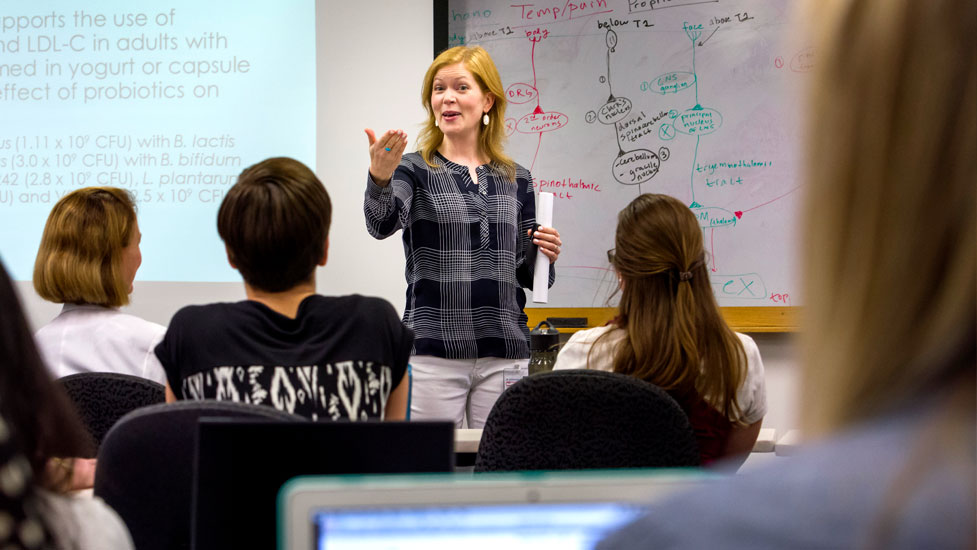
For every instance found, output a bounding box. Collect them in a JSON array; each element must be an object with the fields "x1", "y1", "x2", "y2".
[
  {"x1": 483, "y1": 113, "x2": 490, "y2": 126},
  {"x1": 434, "y1": 118, "x2": 438, "y2": 128}
]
